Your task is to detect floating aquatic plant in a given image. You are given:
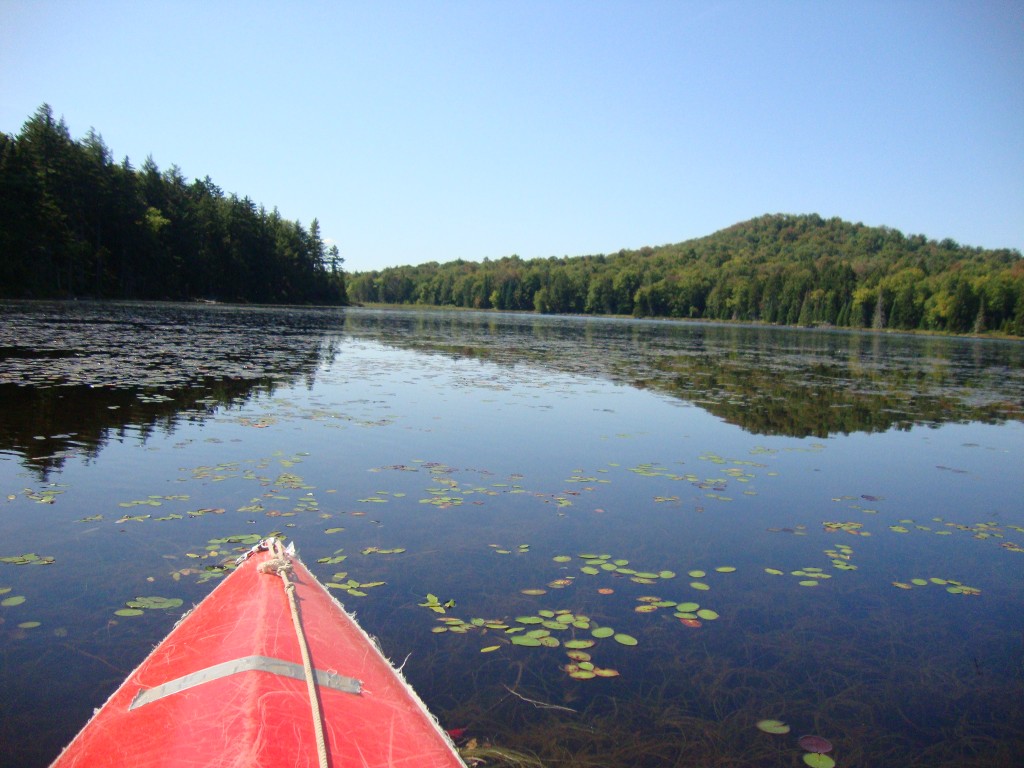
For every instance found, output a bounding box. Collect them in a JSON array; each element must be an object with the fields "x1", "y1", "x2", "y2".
[
  {"x1": 802, "y1": 754, "x2": 835, "y2": 768},
  {"x1": 418, "y1": 594, "x2": 457, "y2": 613},
  {"x1": 797, "y1": 734, "x2": 833, "y2": 754},
  {"x1": 755, "y1": 719, "x2": 790, "y2": 734},
  {"x1": 0, "y1": 553, "x2": 55, "y2": 566},
  {"x1": 115, "y1": 595, "x2": 184, "y2": 616}
]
